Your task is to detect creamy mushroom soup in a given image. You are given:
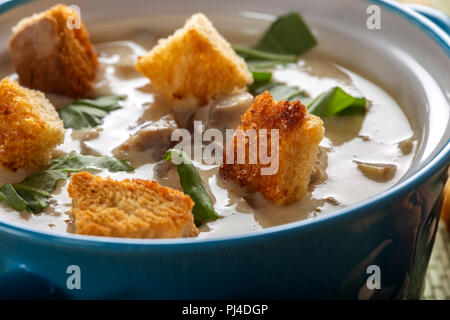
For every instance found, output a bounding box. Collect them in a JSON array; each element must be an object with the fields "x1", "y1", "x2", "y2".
[{"x1": 0, "y1": 29, "x2": 417, "y2": 238}]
